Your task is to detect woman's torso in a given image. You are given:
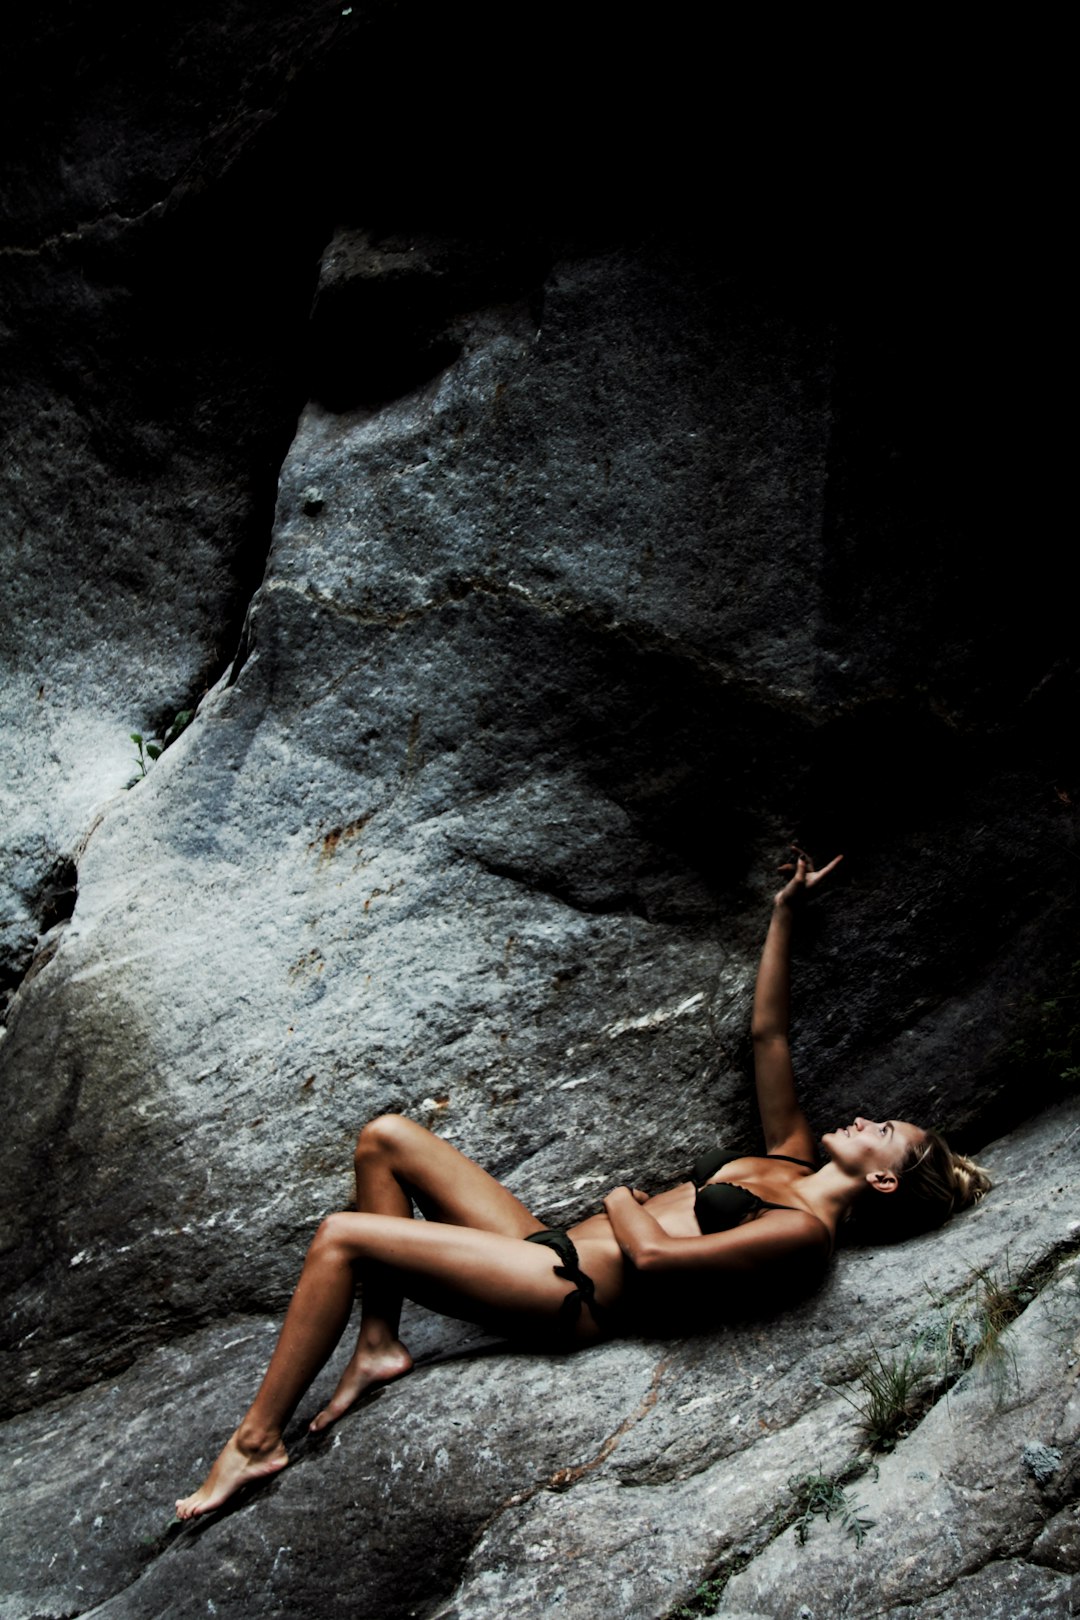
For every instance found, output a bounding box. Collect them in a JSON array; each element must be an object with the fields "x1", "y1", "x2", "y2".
[{"x1": 565, "y1": 1153, "x2": 825, "y2": 1336}]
